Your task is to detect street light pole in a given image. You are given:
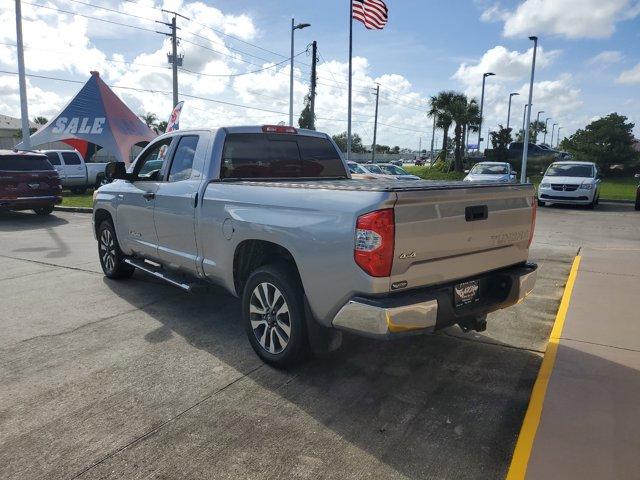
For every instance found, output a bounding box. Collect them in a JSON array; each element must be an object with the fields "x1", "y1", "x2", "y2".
[
  {"x1": 478, "y1": 72, "x2": 495, "y2": 152},
  {"x1": 550, "y1": 123, "x2": 557, "y2": 147},
  {"x1": 507, "y1": 92, "x2": 519, "y2": 130},
  {"x1": 521, "y1": 36, "x2": 538, "y2": 184},
  {"x1": 535, "y1": 110, "x2": 544, "y2": 143},
  {"x1": 522, "y1": 104, "x2": 529, "y2": 137},
  {"x1": 289, "y1": 18, "x2": 310, "y2": 126},
  {"x1": 556, "y1": 127, "x2": 563, "y2": 148},
  {"x1": 543, "y1": 117, "x2": 551, "y2": 144}
]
